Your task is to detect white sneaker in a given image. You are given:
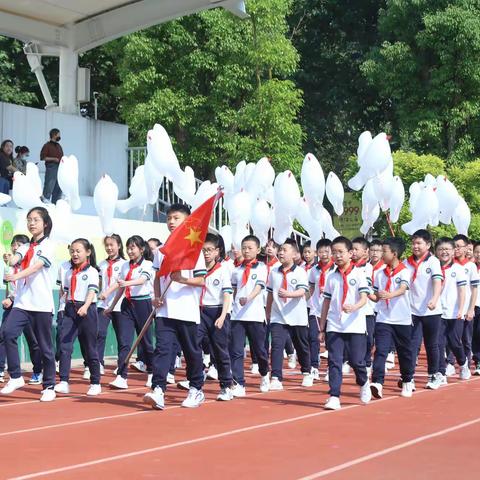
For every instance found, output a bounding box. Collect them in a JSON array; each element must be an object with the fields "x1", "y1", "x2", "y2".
[
  {"x1": 231, "y1": 384, "x2": 246, "y2": 397},
  {"x1": 177, "y1": 380, "x2": 190, "y2": 391},
  {"x1": 109, "y1": 375, "x2": 128, "y2": 389},
  {"x1": 217, "y1": 387, "x2": 234, "y2": 401},
  {"x1": 269, "y1": 376, "x2": 283, "y2": 391},
  {"x1": 83, "y1": 367, "x2": 91, "y2": 380},
  {"x1": 302, "y1": 372, "x2": 314, "y2": 387},
  {"x1": 370, "y1": 382, "x2": 383, "y2": 399},
  {"x1": 324, "y1": 396, "x2": 341, "y2": 410},
  {"x1": 145, "y1": 374, "x2": 153, "y2": 387},
  {"x1": 113, "y1": 367, "x2": 118, "y2": 375},
  {"x1": 287, "y1": 354, "x2": 297, "y2": 369},
  {"x1": 366, "y1": 366, "x2": 372, "y2": 379},
  {"x1": 474, "y1": 363, "x2": 480, "y2": 376},
  {"x1": 132, "y1": 361, "x2": 147, "y2": 373},
  {"x1": 143, "y1": 387, "x2": 165, "y2": 410},
  {"x1": 320, "y1": 350, "x2": 329, "y2": 359},
  {"x1": 250, "y1": 363, "x2": 259, "y2": 375},
  {"x1": 426, "y1": 374, "x2": 440, "y2": 390},
  {"x1": 166, "y1": 373, "x2": 175, "y2": 384},
  {"x1": 0, "y1": 376, "x2": 25, "y2": 394},
  {"x1": 40, "y1": 387, "x2": 56, "y2": 402},
  {"x1": 87, "y1": 384, "x2": 101, "y2": 396},
  {"x1": 460, "y1": 360, "x2": 471, "y2": 380},
  {"x1": 175, "y1": 356, "x2": 183, "y2": 369},
  {"x1": 445, "y1": 363, "x2": 456, "y2": 377},
  {"x1": 436, "y1": 372, "x2": 447, "y2": 386},
  {"x1": 206, "y1": 365, "x2": 218, "y2": 381},
  {"x1": 311, "y1": 367, "x2": 320, "y2": 380},
  {"x1": 203, "y1": 354, "x2": 211, "y2": 369},
  {"x1": 360, "y1": 381, "x2": 372, "y2": 404},
  {"x1": 260, "y1": 373, "x2": 270, "y2": 392},
  {"x1": 401, "y1": 381, "x2": 414, "y2": 398},
  {"x1": 100, "y1": 365, "x2": 105, "y2": 375},
  {"x1": 386, "y1": 351, "x2": 395, "y2": 369},
  {"x1": 182, "y1": 387, "x2": 205, "y2": 408},
  {"x1": 55, "y1": 362, "x2": 60, "y2": 374},
  {"x1": 0, "y1": 371, "x2": 4, "y2": 383},
  {"x1": 54, "y1": 381, "x2": 70, "y2": 394},
  {"x1": 342, "y1": 362, "x2": 351, "y2": 374}
]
